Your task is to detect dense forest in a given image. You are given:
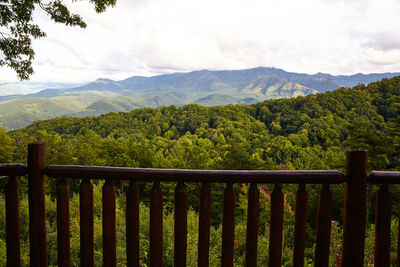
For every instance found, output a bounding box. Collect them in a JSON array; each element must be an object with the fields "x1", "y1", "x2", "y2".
[{"x1": 0, "y1": 76, "x2": 399, "y2": 266}]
